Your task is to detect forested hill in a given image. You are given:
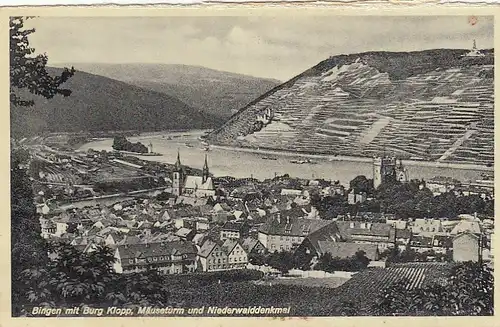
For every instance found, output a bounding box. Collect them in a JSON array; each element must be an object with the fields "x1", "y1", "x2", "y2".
[
  {"x1": 53, "y1": 63, "x2": 281, "y2": 119},
  {"x1": 10, "y1": 68, "x2": 221, "y2": 138},
  {"x1": 207, "y1": 48, "x2": 494, "y2": 166}
]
